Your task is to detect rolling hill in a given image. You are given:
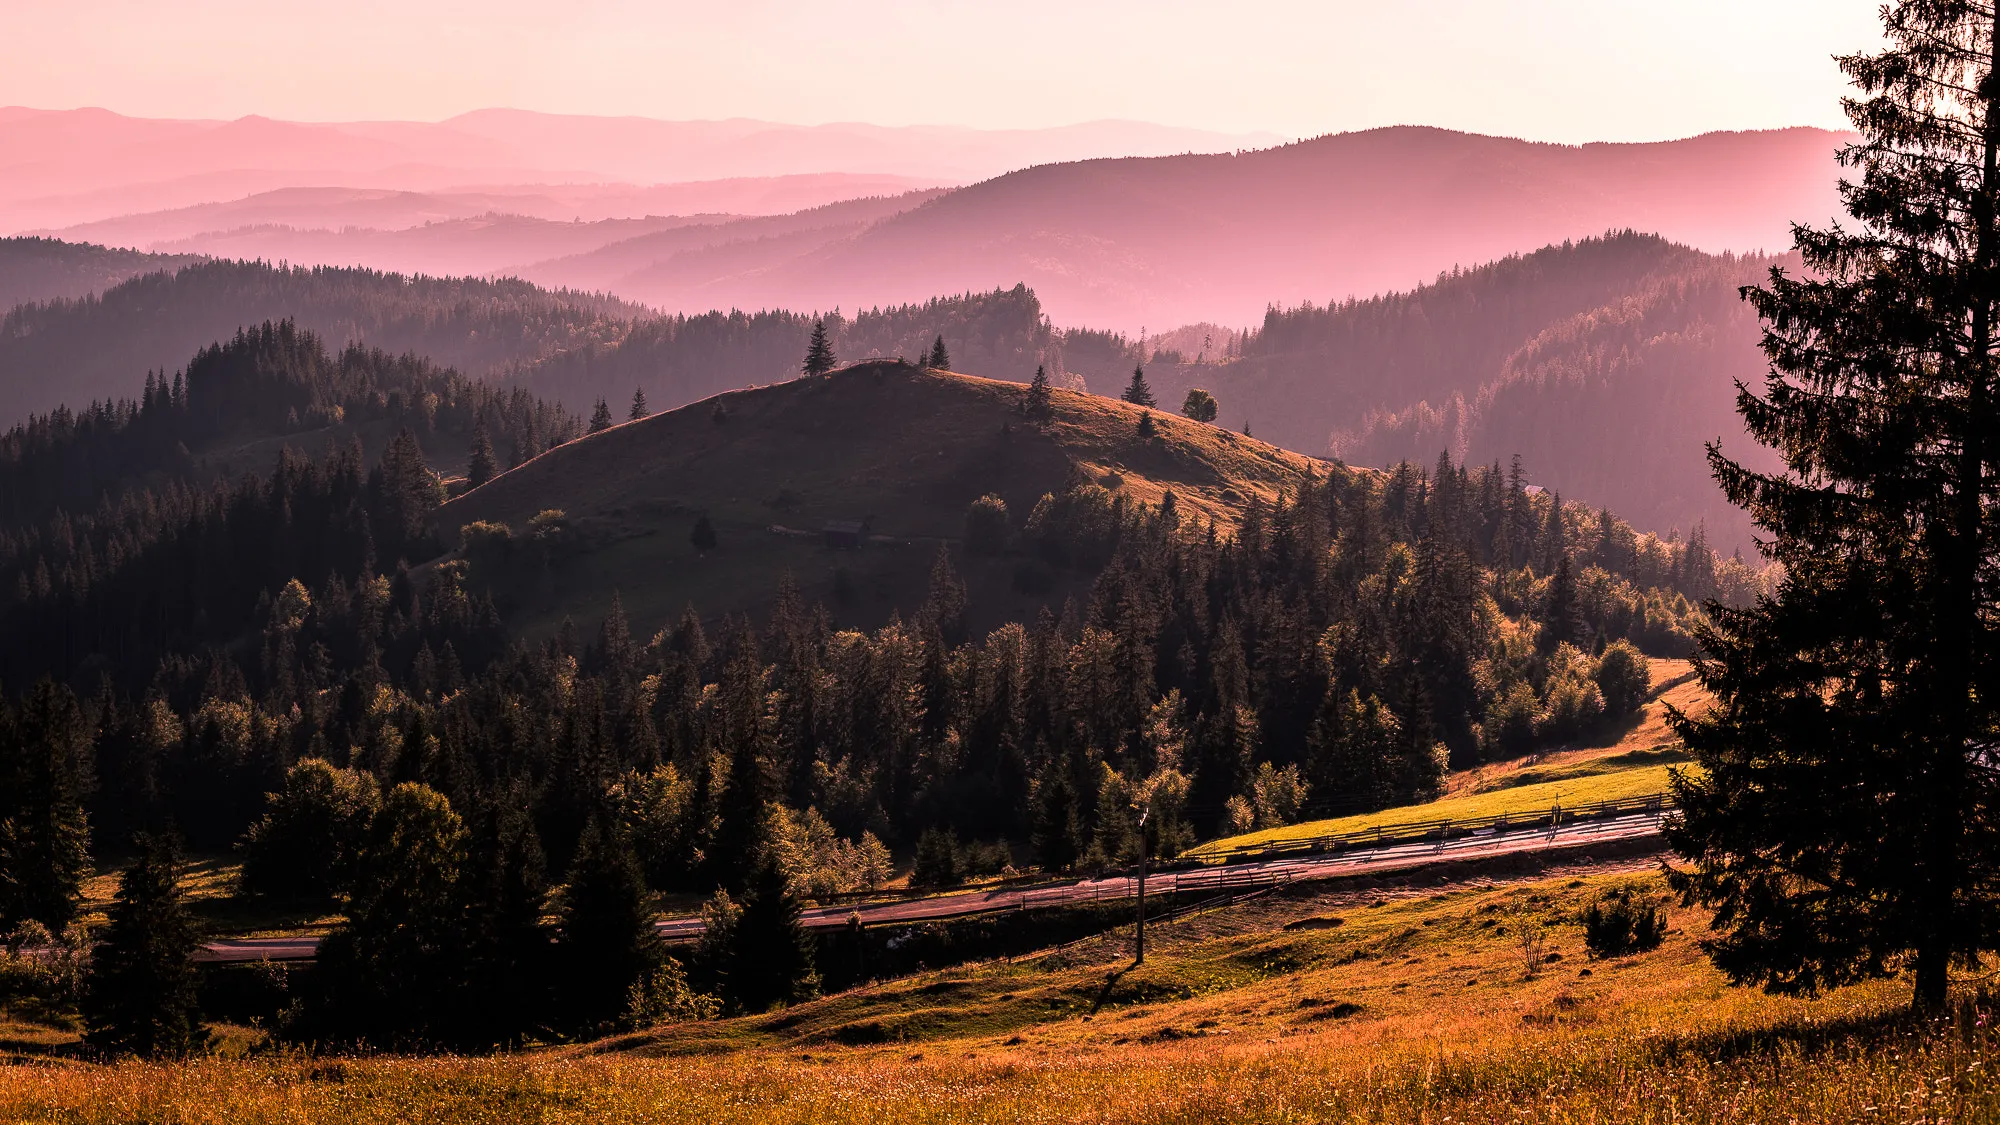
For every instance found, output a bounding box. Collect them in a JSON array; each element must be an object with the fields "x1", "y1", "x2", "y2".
[
  {"x1": 441, "y1": 359, "x2": 1330, "y2": 636},
  {"x1": 0, "y1": 106, "x2": 1270, "y2": 231},
  {"x1": 1119, "y1": 233, "x2": 1784, "y2": 552},
  {"x1": 590, "y1": 126, "x2": 1846, "y2": 328},
  {"x1": 0, "y1": 236, "x2": 203, "y2": 308},
  {"x1": 0, "y1": 258, "x2": 643, "y2": 423}
]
